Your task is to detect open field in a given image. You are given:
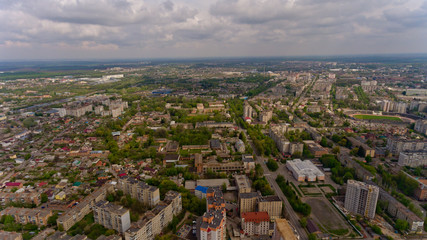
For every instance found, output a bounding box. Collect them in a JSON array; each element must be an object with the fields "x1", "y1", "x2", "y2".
[
  {"x1": 299, "y1": 185, "x2": 322, "y2": 196},
  {"x1": 353, "y1": 114, "x2": 402, "y2": 121},
  {"x1": 305, "y1": 197, "x2": 352, "y2": 236}
]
